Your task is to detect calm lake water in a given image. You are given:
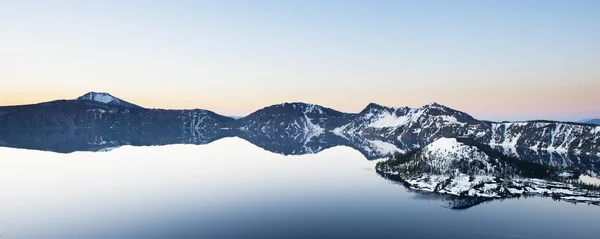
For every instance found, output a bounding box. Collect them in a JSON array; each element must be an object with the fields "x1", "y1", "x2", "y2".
[{"x1": 0, "y1": 137, "x2": 598, "y2": 239}]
